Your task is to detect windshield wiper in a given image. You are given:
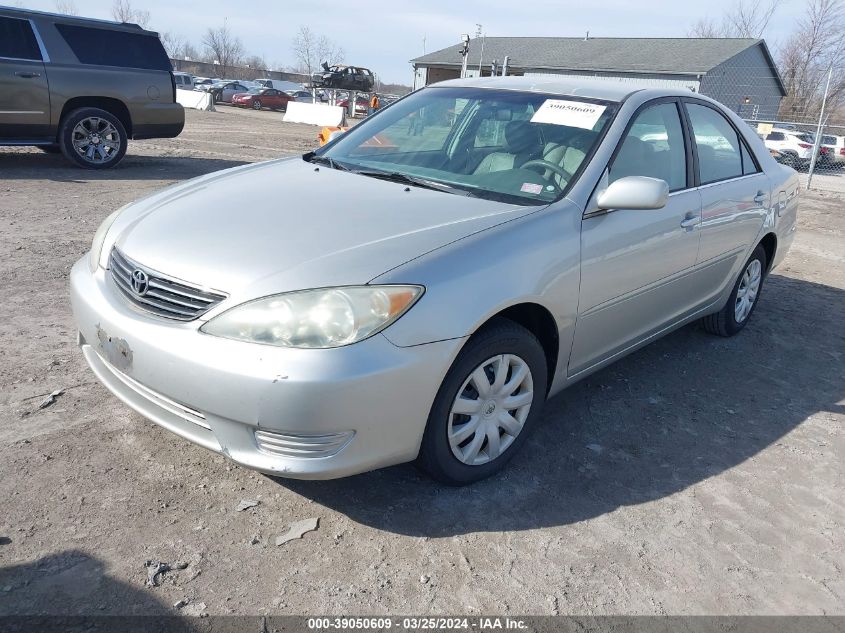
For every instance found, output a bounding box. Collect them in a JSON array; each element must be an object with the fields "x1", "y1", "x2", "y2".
[
  {"x1": 302, "y1": 152, "x2": 350, "y2": 172},
  {"x1": 353, "y1": 170, "x2": 476, "y2": 196}
]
